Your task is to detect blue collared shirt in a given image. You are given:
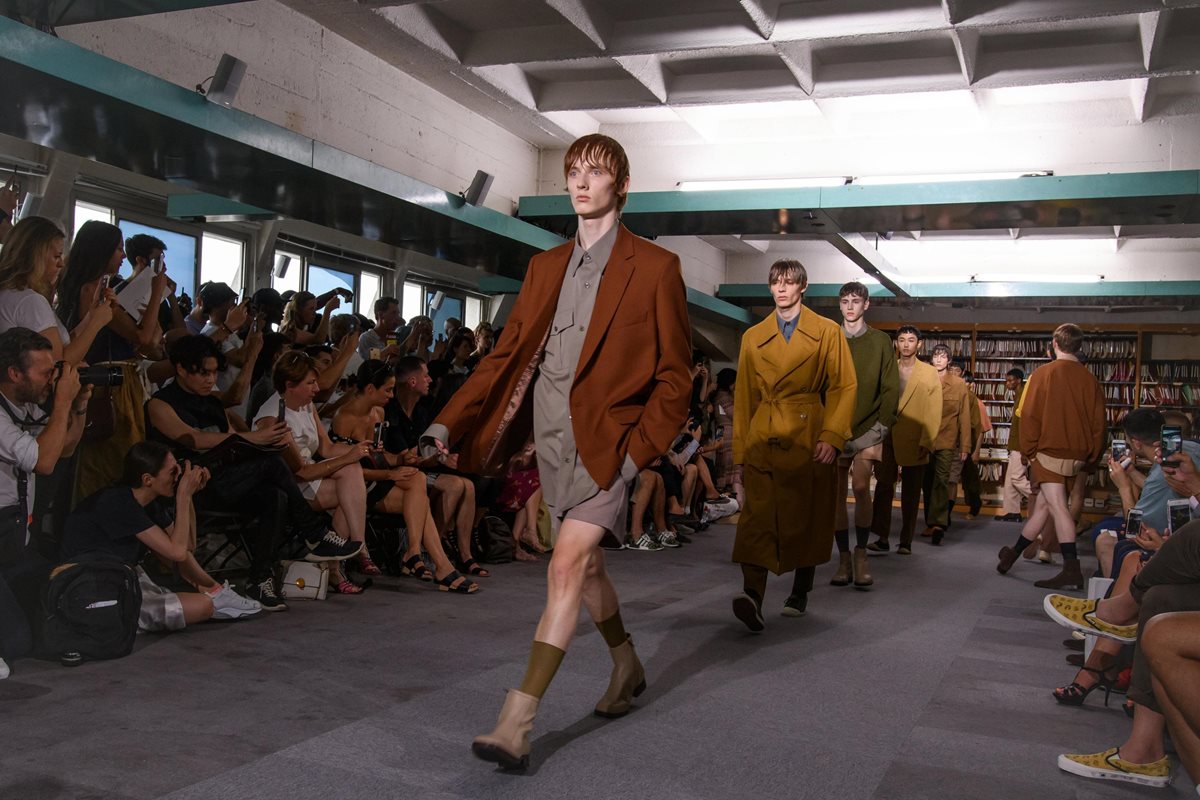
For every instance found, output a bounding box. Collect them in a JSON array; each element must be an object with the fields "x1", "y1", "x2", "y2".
[{"x1": 777, "y1": 312, "x2": 799, "y2": 342}]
